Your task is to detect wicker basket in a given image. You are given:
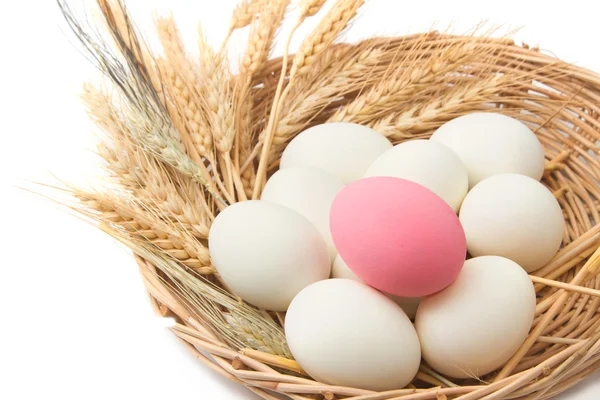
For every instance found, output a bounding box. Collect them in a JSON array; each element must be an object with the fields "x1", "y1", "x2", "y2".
[
  {"x1": 60, "y1": 0, "x2": 600, "y2": 398},
  {"x1": 133, "y1": 35, "x2": 600, "y2": 399}
]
